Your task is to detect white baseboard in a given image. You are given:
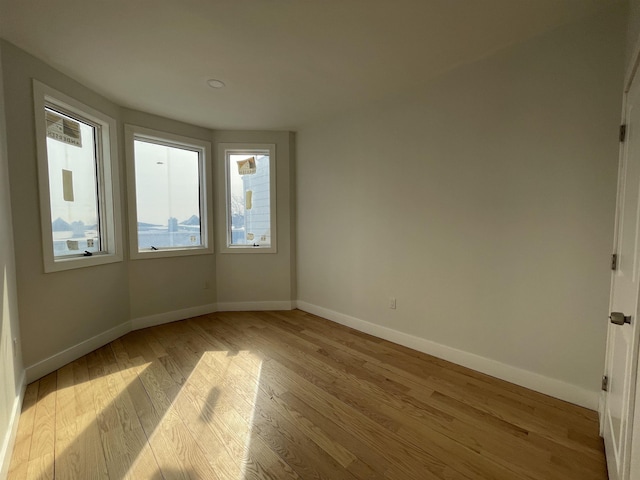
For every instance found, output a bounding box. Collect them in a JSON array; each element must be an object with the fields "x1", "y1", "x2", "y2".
[
  {"x1": 26, "y1": 321, "x2": 131, "y2": 383},
  {"x1": 131, "y1": 303, "x2": 218, "y2": 330},
  {"x1": 0, "y1": 371, "x2": 26, "y2": 480},
  {"x1": 217, "y1": 301, "x2": 294, "y2": 312},
  {"x1": 24, "y1": 303, "x2": 220, "y2": 383},
  {"x1": 296, "y1": 301, "x2": 599, "y2": 410}
]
